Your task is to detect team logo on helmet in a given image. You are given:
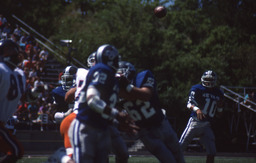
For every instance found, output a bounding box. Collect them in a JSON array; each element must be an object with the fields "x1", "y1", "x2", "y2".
[{"x1": 95, "y1": 44, "x2": 120, "y2": 71}]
